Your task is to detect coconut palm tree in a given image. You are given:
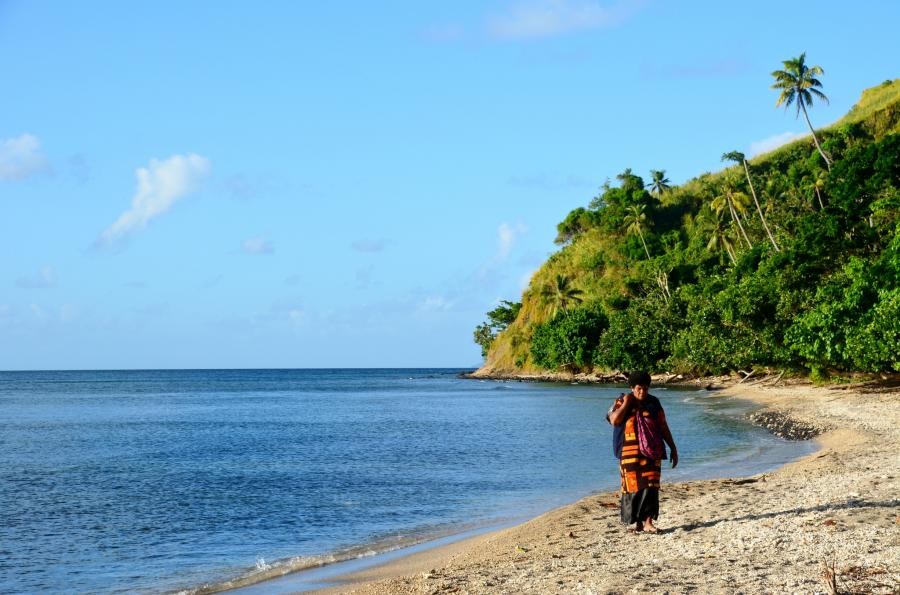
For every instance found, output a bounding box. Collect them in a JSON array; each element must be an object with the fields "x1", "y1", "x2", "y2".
[
  {"x1": 771, "y1": 52, "x2": 831, "y2": 170},
  {"x1": 623, "y1": 204, "x2": 651, "y2": 259},
  {"x1": 711, "y1": 181, "x2": 753, "y2": 249},
  {"x1": 540, "y1": 274, "x2": 584, "y2": 317},
  {"x1": 722, "y1": 151, "x2": 779, "y2": 251},
  {"x1": 647, "y1": 169, "x2": 671, "y2": 197}
]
